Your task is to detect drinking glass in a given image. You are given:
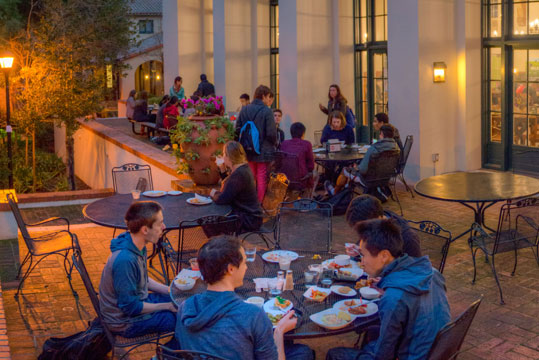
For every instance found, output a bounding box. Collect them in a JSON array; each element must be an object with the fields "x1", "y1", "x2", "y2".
[
  {"x1": 279, "y1": 256, "x2": 291, "y2": 270},
  {"x1": 304, "y1": 270, "x2": 318, "y2": 286},
  {"x1": 320, "y1": 269, "x2": 334, "y2": 288},
  {"x1": 189, "y1": 258, "x2": 199, "y2": 271},
  {"x1": 268, "y1": 279, "x2": 281, "y2": 297},
  {"x1": 131, "y1": 189, "x2": 141, "y2": 200},
  {"x1": 244, "y1": 245, "x2": 256, "y2": 262}
]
